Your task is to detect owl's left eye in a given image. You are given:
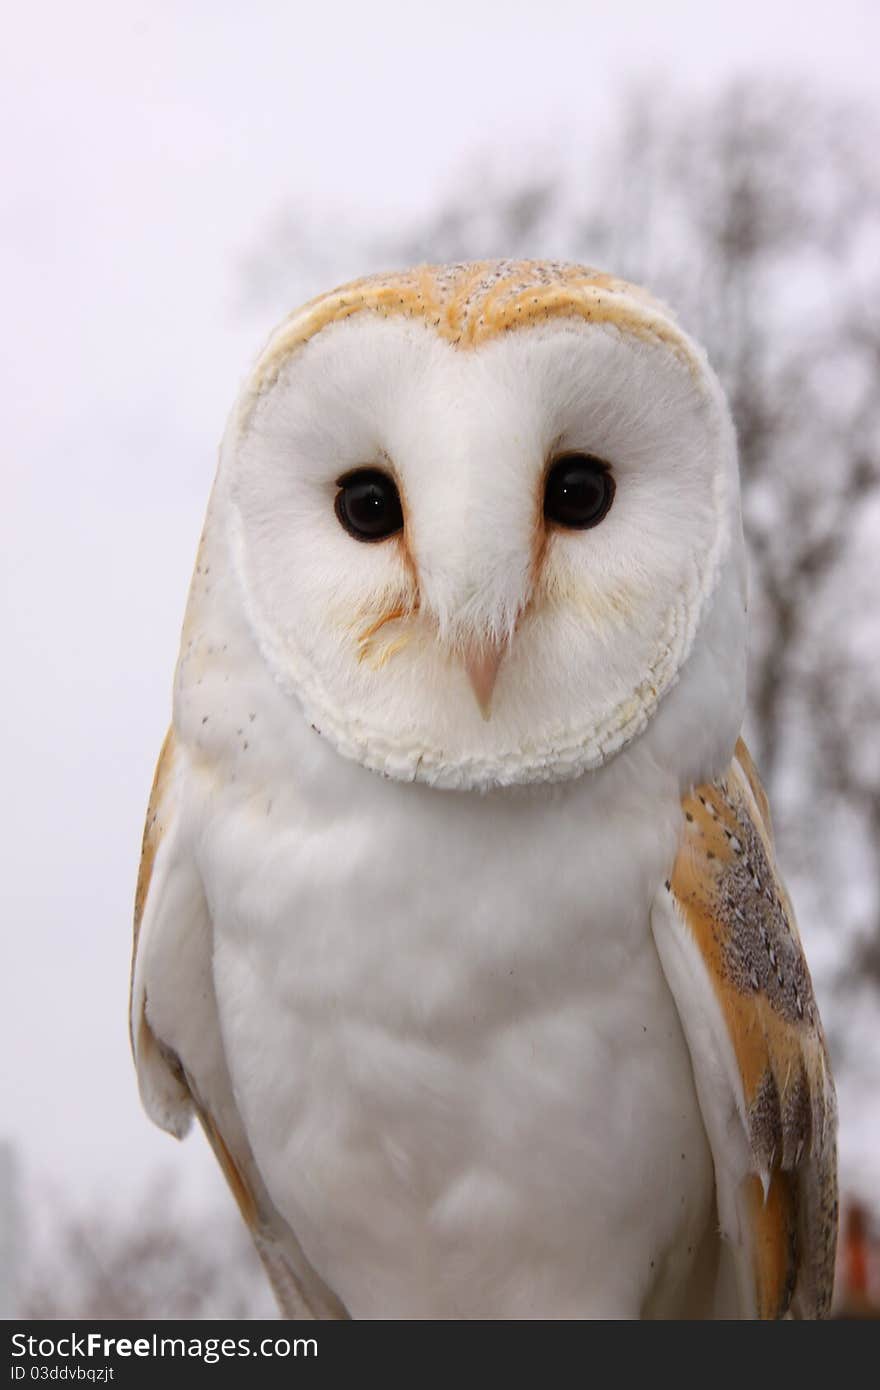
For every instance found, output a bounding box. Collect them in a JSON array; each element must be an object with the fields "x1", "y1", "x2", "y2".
[
  {"x1": 544, "y1": 454, "x2": 615, "y2": 530},
  {"x1": 334, "y1": 469, "x2": 404, "y2": 542}
]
